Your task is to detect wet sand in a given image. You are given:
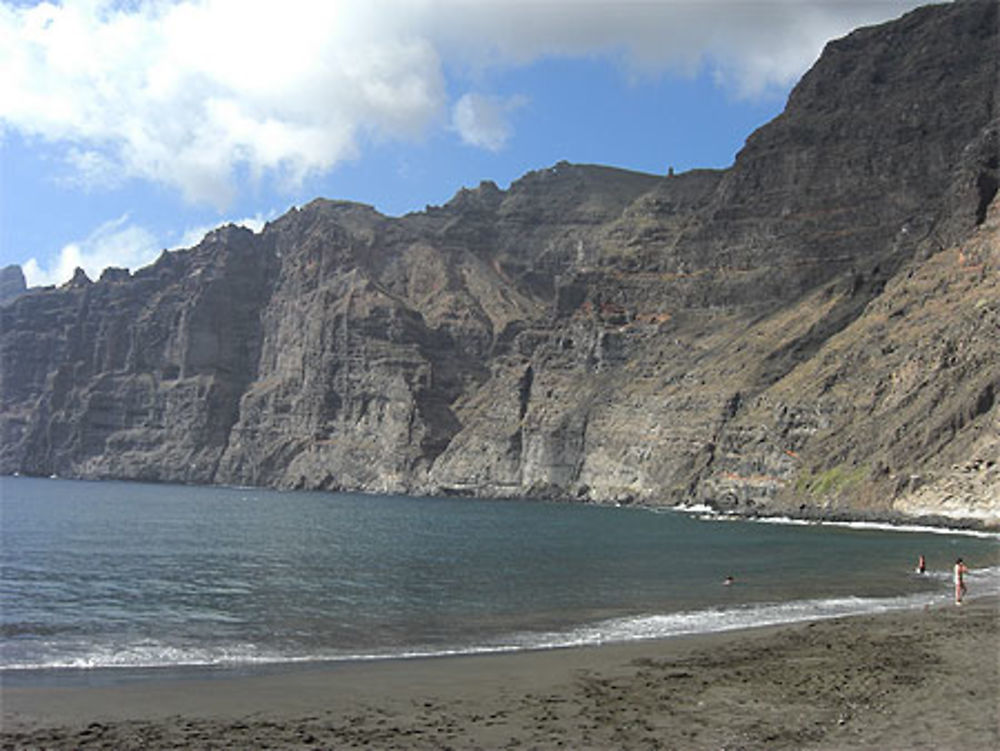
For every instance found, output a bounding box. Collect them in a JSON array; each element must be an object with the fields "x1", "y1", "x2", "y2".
[{"x1": 2, "y1": 596, "x2": 997, "y2": 750}]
